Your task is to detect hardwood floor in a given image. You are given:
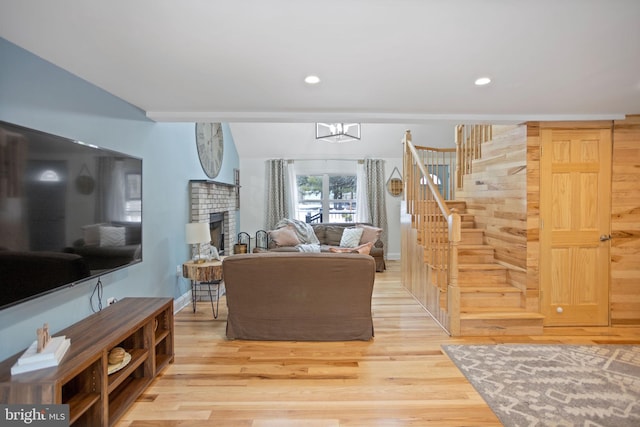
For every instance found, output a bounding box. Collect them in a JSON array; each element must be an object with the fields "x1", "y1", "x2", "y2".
[{"x1": 117, "y1": 261, "x2": 640, "y2": 426}]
